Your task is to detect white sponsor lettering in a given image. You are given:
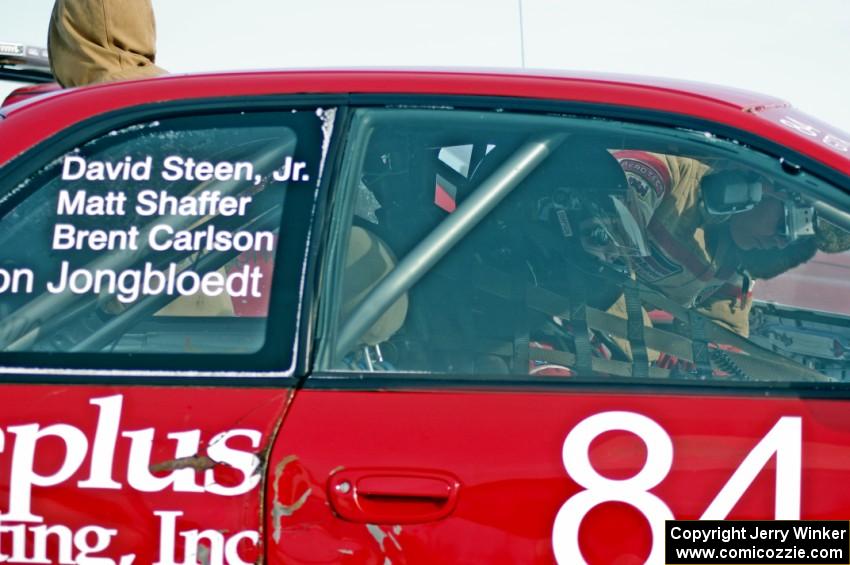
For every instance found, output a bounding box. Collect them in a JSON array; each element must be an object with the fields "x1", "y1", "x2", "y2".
[
  {"x1": 134, "y1": 189, "x2": 253, "y2": 217},
  {"x1": 78, "y1": 396, "x2": 123, "y2": 490},
  {"x1": 161, "y1": 156, "x2": 253, "y2": 183},
  {"x1": 57, "y1": 190, "x2": 128, "y2": 216},
  {"x1": 701, "y1": 416, "x2": 801, "y2": 519},
  {"x1": 154, "y1": 511, "x2": 258, "y2": 565},
  {"x1": 124, "y1": 429, "x2": 205, "y2": 493},
  {"x1": 4, "y1": 424, "x2": 89, "y2": 522},
  {"x1": 52, "y1": 224, "x2": 140, "y2": 251},
  {"x1": 45, "y1": 261, "x2": 263, "y2": 304},
  {"x1": 552, "y1": 412, "x2": 673, "y2": 565},
  {"x1": 272, "y1": 156, "x2": 309, "y2": 183},
  {"x1": 62, "y1": 155, "x2": 152, "y2": 182},
  {"x1": 0, "y1": 521, "x2": 134, "y2": 564},
  {"x1": 823, "y1": 134, "x2": 850, "y2": 153},
  {"x1": 0, "y1": 269, "x2": 33, "y2": 295},
  {"x1": 780, "y1": 116, "x2": 820, "y2": 137},
  {"x1": 147, "y1": 224, "x2": 274, "y2": 253},
  {"x1": 779, "y1": 116, "x2": 850, "y2": 153},
  {"x1": 204, "y1": 429, "x2": 262, "y2": 496},
  {"x1": 0, "y1": 395, "x2": 263, "y2": 563},
  {"x1": 552, "y1": 413, "x2": 803, "y2": 565},
  {"x1": 0, "y1": 395, "x2": 263, "y2": 519}
]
